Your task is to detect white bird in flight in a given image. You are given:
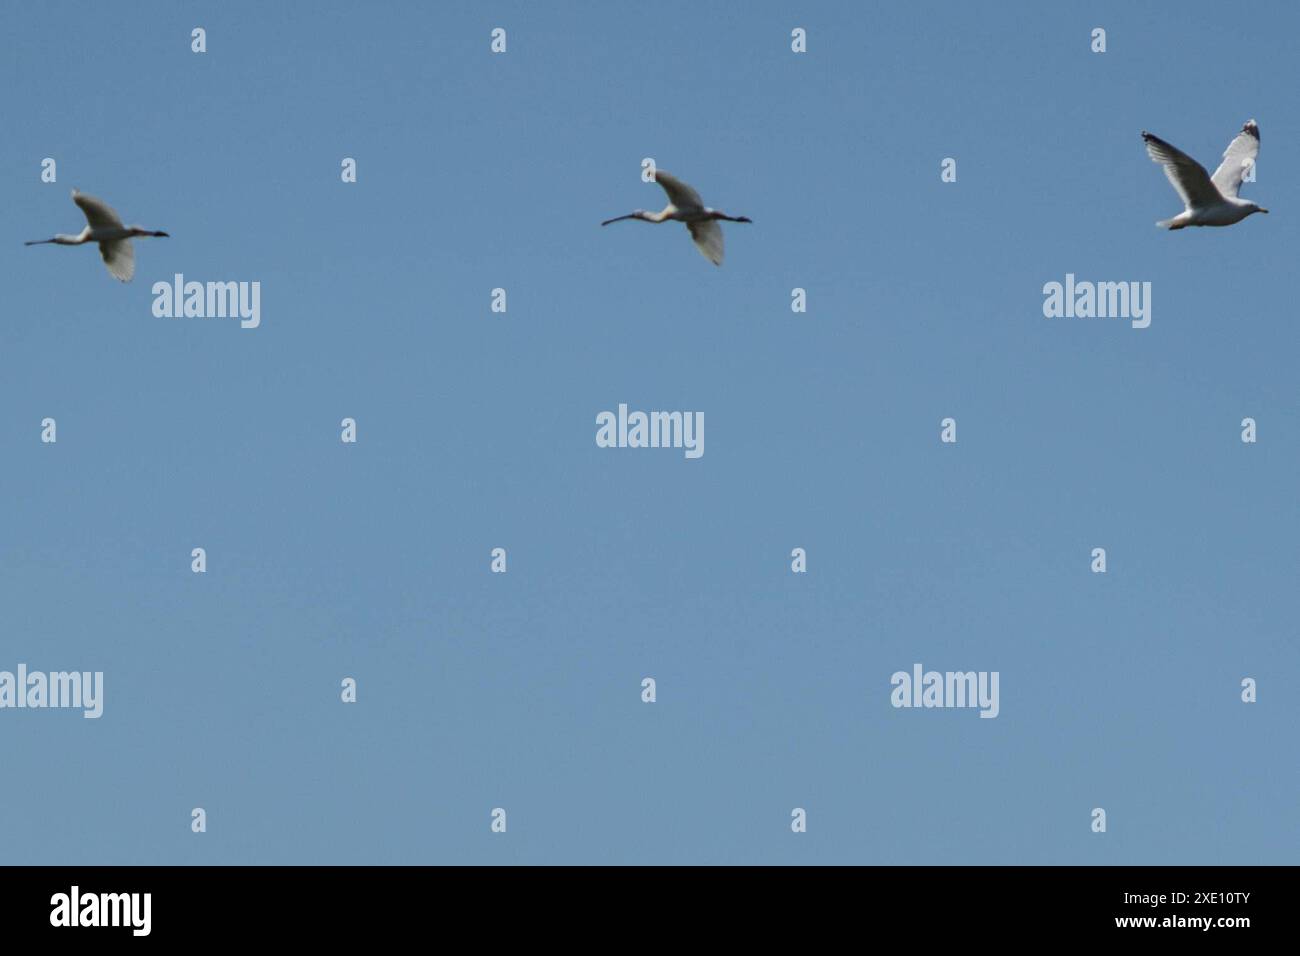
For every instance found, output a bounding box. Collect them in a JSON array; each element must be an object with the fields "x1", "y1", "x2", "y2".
[
  {"x1": 25, "y1": 189, "x2": 169, "y2": 281},
  {"x1": 1142, "y1": 120, "x2": 1268, "y2": 230},
  {"x1": 601, "y1": 171, "x2": 751, "y2": 266}
]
